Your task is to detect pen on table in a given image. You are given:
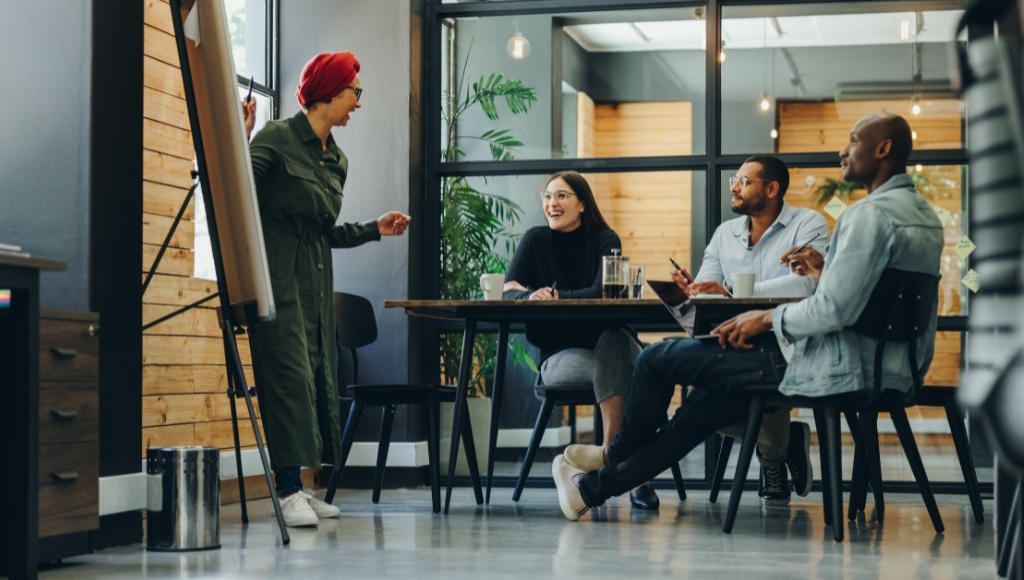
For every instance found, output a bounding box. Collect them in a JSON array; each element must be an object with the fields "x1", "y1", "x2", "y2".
[
  {"x1": 670, "y1": 258, "x2": 694, "y2": 283},
  {"x1": 780, "y1": 233, "x2": 824, "y2": 265},
  {"x1": 245, "y1": 76, "x2": 254, "y2": 103}
]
